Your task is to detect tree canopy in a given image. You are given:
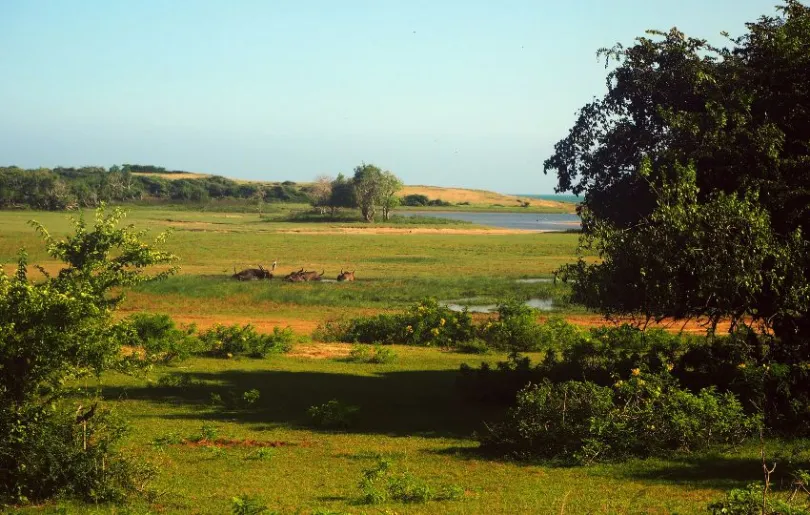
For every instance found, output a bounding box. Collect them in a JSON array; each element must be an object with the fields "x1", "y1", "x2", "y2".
[{"x1": 546, "y1": 1, "x2": 810, "y2": 346}]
